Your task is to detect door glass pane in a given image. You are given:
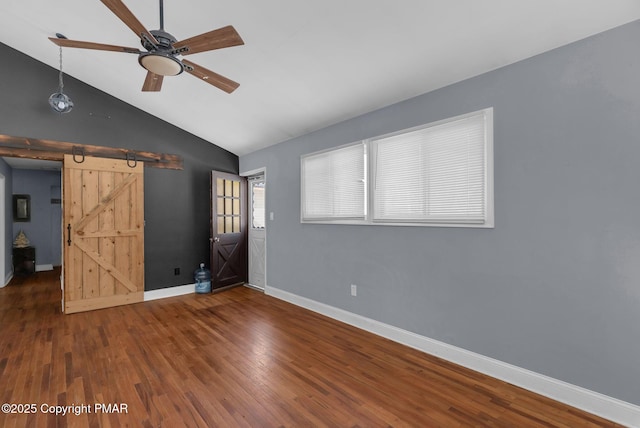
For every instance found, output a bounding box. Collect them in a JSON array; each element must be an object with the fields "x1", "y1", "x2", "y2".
[
  {"x1": 233, "y1": 181, "x2": 240, "y2": 197},
  {"x1": 217, "y1": 178, "x2": 224, "y2": 196},
  {"x1": 233, "y1": 199, "x2": 240, "y2": 215},
  {"x1": 217, "y1": 198, "x2": 224, "y2": 215},
  {"x1": 217, "y1": 217, "x2": 224, "y2": 233},
  {"x1": 225, "y1": 180, "x2": 232, "y2": 197},
  {"x1": 233, "y1": 216, "x2": 240, "y2": 233},
  {"x1": 225, "y1": 216, "x2": 233, "y2": 233},
  {"x1": 251, "y1": 181, "x2": 265, "y2": 229}
]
